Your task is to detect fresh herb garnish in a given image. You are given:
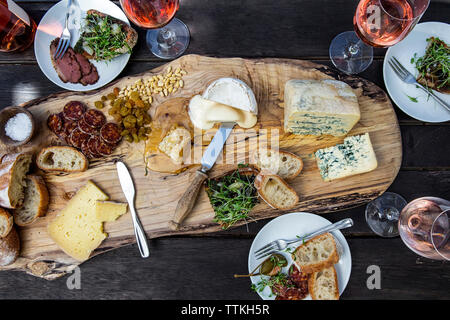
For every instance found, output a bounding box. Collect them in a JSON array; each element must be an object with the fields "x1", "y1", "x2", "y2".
[
  {"x1": 411, "y1": 37, "x2": 449, "y2": 93},
  {"x1": 206, "y1": 168, "x2": 258, "y2": 229},
  {"x1": 251, "y1": 271, "x2": 294, "y2": 296},
  {"x1": 406, "y1": 94, "x2": 418, "y2": 103},
  {"x1": 76, "y1": 13, "x2": 132, "y2": 61}
]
